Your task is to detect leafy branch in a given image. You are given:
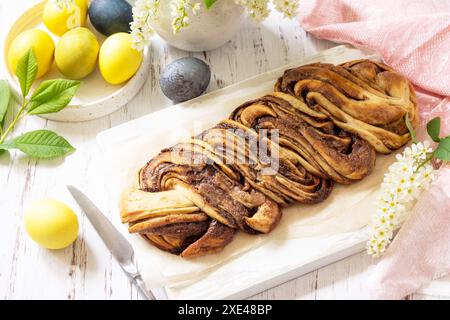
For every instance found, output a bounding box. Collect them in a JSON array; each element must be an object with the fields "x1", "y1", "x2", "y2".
[
  {"x1": 0, "y1": 80, "x2": 11, "y2": 136},
  {"x1": 426, "y1": 117, "x2": 450, "y2": 161},
  {"x1": 367, "y1": 114, "x2": 448, "y2": 257},
  {"x1": 0, "y1": 48, "x2": 79, "y2": 159},
  {"x1": 405, "y1": 114, "x2": 450, "y2": 161}
]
